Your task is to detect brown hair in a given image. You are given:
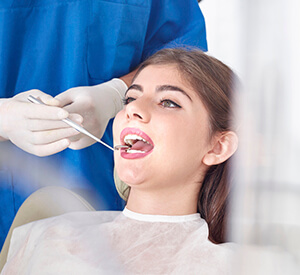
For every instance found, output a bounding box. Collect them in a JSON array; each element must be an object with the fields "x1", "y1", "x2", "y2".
[{"x1": 134, "y1": 48, "x2": 237, "y2": 244}]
